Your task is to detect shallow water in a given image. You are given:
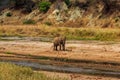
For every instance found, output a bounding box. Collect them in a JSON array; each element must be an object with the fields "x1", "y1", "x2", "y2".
[{"x1": 0, "y1": 60, "x2": 120, "y2": 77}]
